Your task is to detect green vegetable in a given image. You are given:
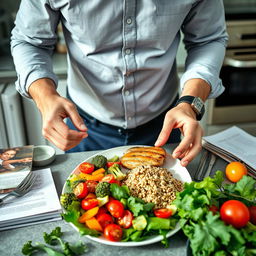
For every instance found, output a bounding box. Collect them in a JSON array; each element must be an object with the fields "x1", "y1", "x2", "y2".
[
  {"x1": 132, "y1": 215, "x2": 147, "y2": 230},
  {"x1": 110, "y1": 183, "x2": 130, "y2": 200},
  {"x1": 62, "y1": 201, "x2": 100, "y2": 237},
  {"x1": 21, "y1": 227, "x2": 88, "y2": 256},
  {"x1": 107, "y1": 155, "x2": 120, "y2": 162},
  {"x1": 97, "y1": 195, "x2": 109, "y2": 207},
  {"x1": 69, "y1": 179, "x2": 86, "y2": 190},
  {"x1": 95, "y1": 182, "x2": 111, "y2": 198},
  {"x1": 91, "y1": 155, "x2": 107, "y2": 169},
  {"x1": 60, "y1": 193, "x2": 79, "y2": 210},
  {"x1": 174, "y1": 171, "x2": 256, "y2": 256},
  {"x1": 108, "y1": 163, "x2": 126, "y2": 180},
  {"x1": 146, "y1": 217, "x2": 171, "y2": 231}
]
